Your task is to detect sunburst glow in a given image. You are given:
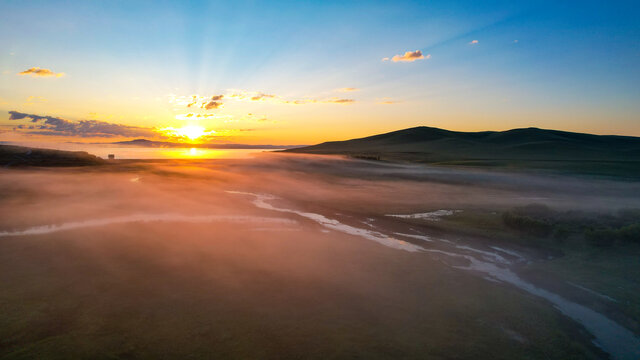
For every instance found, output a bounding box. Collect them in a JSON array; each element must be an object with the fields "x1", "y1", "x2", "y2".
[{"x1": 157, "y1": 125, "x2": 214, "y2": 142}]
